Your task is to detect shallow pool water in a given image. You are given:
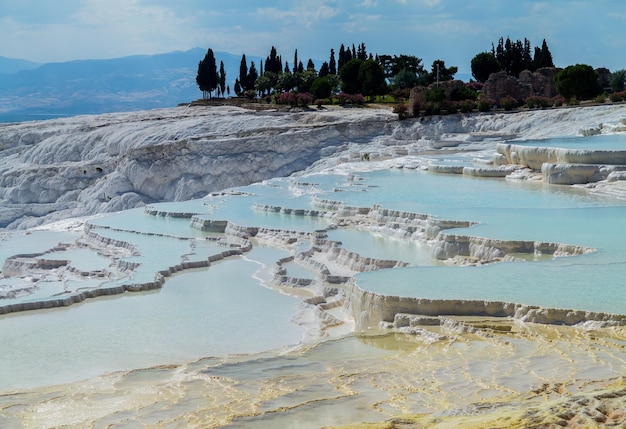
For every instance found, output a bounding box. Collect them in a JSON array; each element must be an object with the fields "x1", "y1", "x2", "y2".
[
  {"x1": 511, "y1": 133, "x2": 626, "y2": 150},
  {"x1": 1, "y1": 133, "x2": 626, "y2": 392}
]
